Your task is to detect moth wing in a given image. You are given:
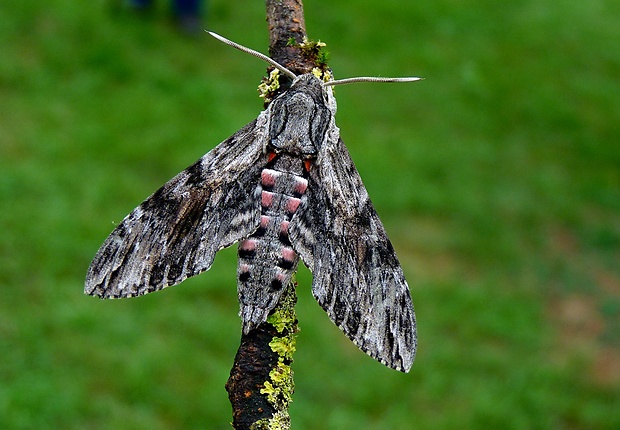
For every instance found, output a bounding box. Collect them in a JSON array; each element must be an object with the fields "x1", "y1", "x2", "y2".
[
  {"x1": 289, "y1": 137, "x2": 417, "y2": 372},
  {"x1": 86, "y1": 118, "x2": 267, "y2": 298}
]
